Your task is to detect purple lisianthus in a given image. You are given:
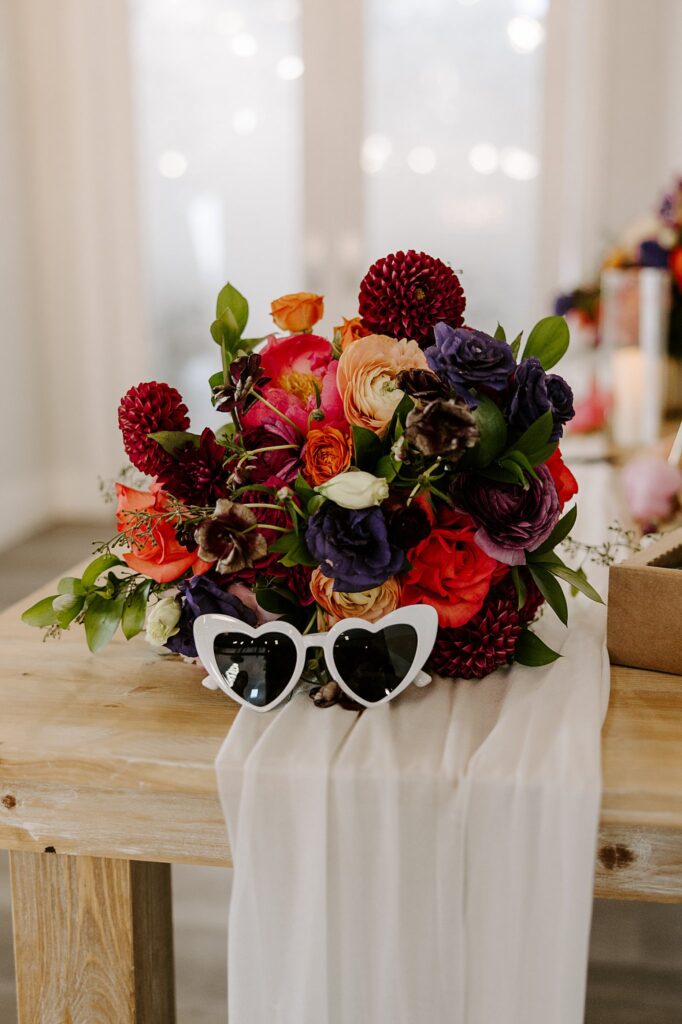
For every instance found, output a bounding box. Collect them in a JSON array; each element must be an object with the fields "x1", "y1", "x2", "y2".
[
  {"x1": 424, "y1": 324, "x2": 516, "y2": 405},
  {"x1": 638, "y1": 239, "x2": 670, "y2": 269},
  {"x1": 452, "y1": 465, "x2": 560, "y2": 565},
  {"x1": 305, "y1": 504, "x2": 405, "y2": 593},
  {"x1": 509, "y1": 357, "x2": 574, "y2": 441},
  {"x1": 165, "y1": 575, "x2": 257, "y2": 658}
]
